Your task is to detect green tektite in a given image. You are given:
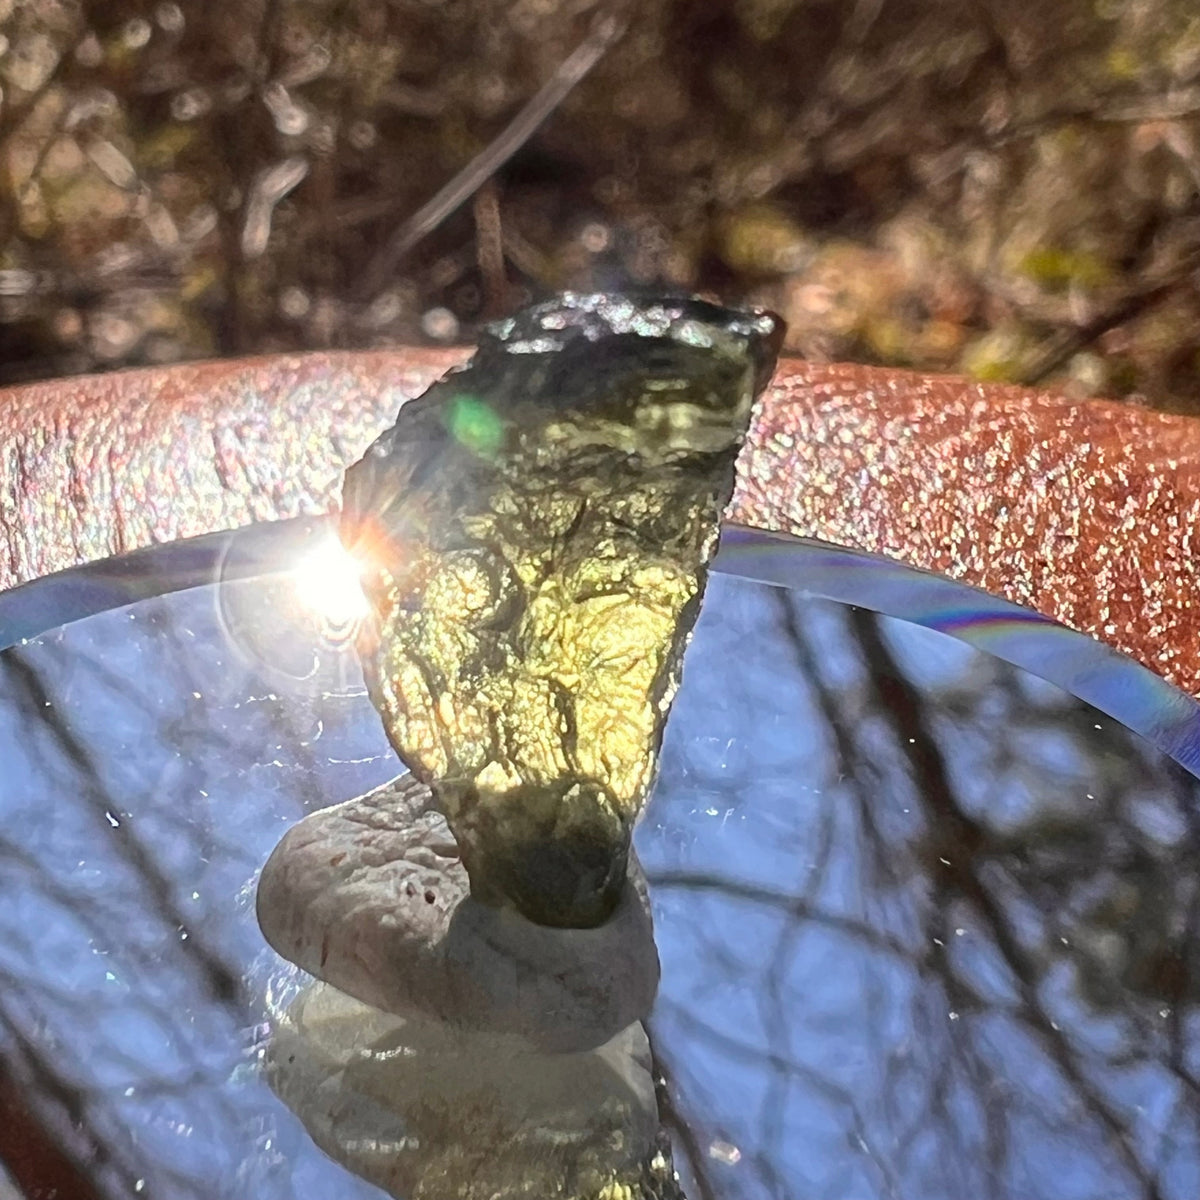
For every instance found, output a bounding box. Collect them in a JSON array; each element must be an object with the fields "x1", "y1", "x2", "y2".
[{"x1": 341, "y1": 293, "x2": 783, "y2": 928}]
